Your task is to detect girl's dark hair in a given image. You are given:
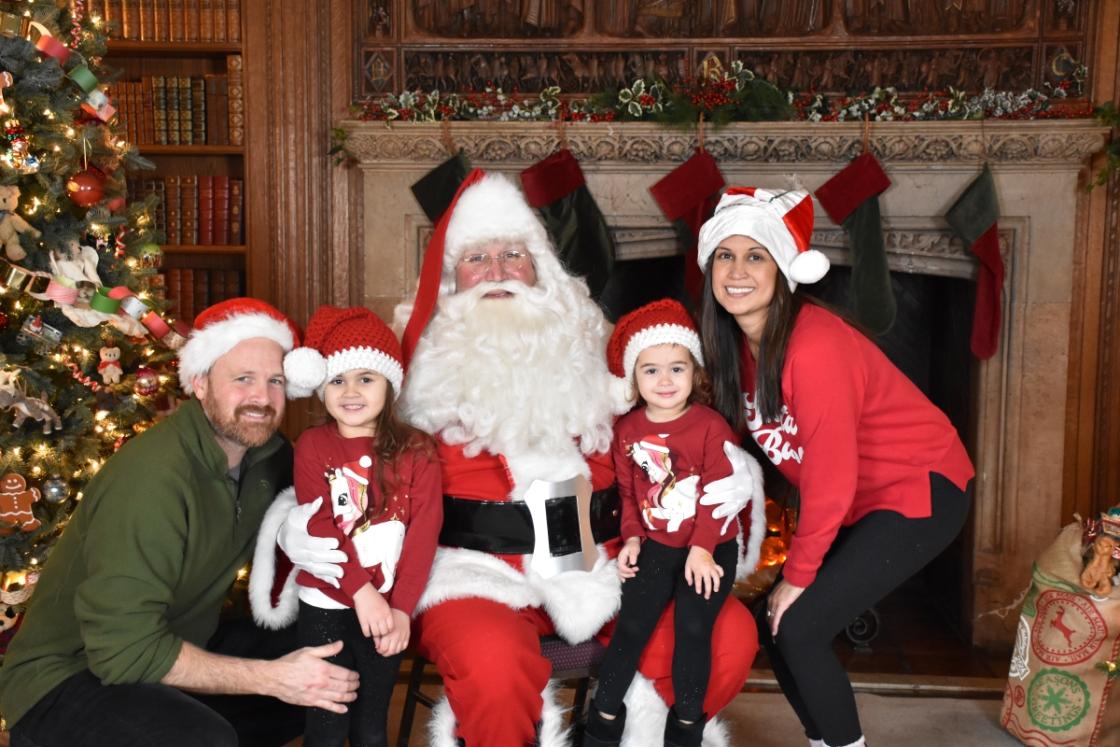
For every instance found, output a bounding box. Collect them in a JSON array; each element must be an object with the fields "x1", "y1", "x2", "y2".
[
  {"x1": 700, "y1": 253, "x2": 803, "y2": 428},
  {"x1": 366, "y1": 385, "x2": 434, "y2": 520}
]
